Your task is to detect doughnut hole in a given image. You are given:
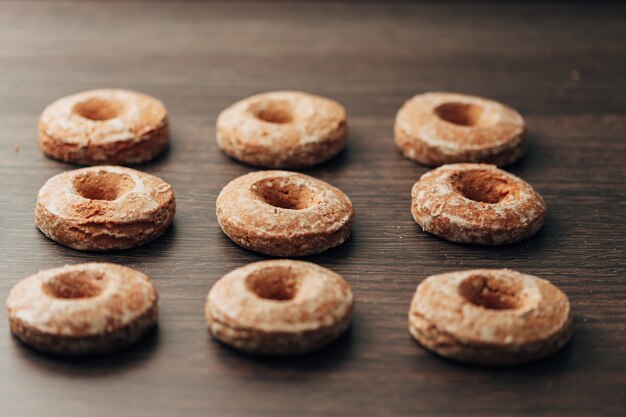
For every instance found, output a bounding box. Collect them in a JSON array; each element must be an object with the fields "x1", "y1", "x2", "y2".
[
  {"x1": 73, "y1": 97, "x2": 122, "y2": 121},
  {"x1": 251, "y1": 99, "x2": 294, "y2": 124},
  {"x1": 253, "y1": 179, "x2": 318, "y2": 210},
  {"x1": 434, "y1": 102, "x2": 492, "y2": 127},
  {"x1": 43, "y1": 270, "x2": 107, "y2": 299},
  {"x1": 452, "y1": 169, "x2": 516, "y2": 204},
  {"x1": 246, "y1": 266, "x2": 301, "y2": 301},
  {"x1": 459, "y1": 274, "x2": 523, "y2": 310},
  {"x1": 74, "y1": 171, "x2": 135, "y2": 201}
]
